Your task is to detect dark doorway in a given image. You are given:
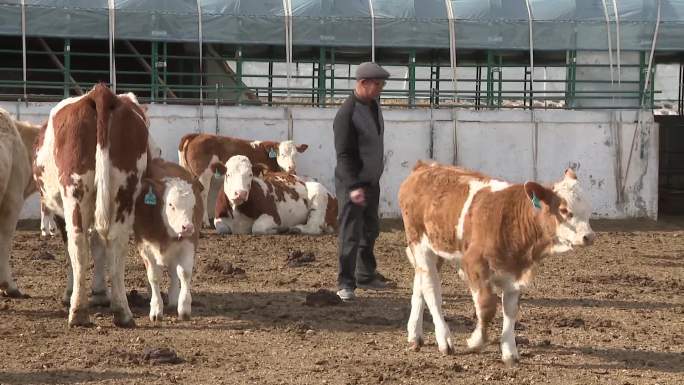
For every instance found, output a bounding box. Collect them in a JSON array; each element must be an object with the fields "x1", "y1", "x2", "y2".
[{"x1": 656, "y1": 115, "x2": 684, "y2": 216}]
